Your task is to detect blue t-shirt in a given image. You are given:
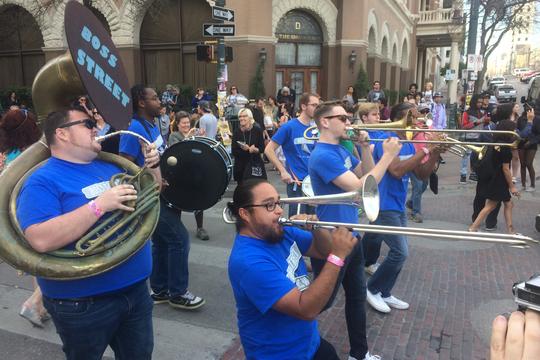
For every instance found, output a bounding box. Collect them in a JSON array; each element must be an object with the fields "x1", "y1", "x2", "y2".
[
  {"x1": 119, "y1": 116, "x2": 166, "y2": 166},
  {"x1": 373, "y1": 132, "x2": 416, "y2": 212},
  {"x1": 228, "y1": 227, "x2": 320, "y2": 360},
  {"x1": 16, "y1": 157, "x2": 152, "y2": 299},
  {"x1": 309, "y1": 143, "x2": 360, "y2": 225},
  {"x1": 271, "y1": 118, "x2": 316, "y2": 180}
]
